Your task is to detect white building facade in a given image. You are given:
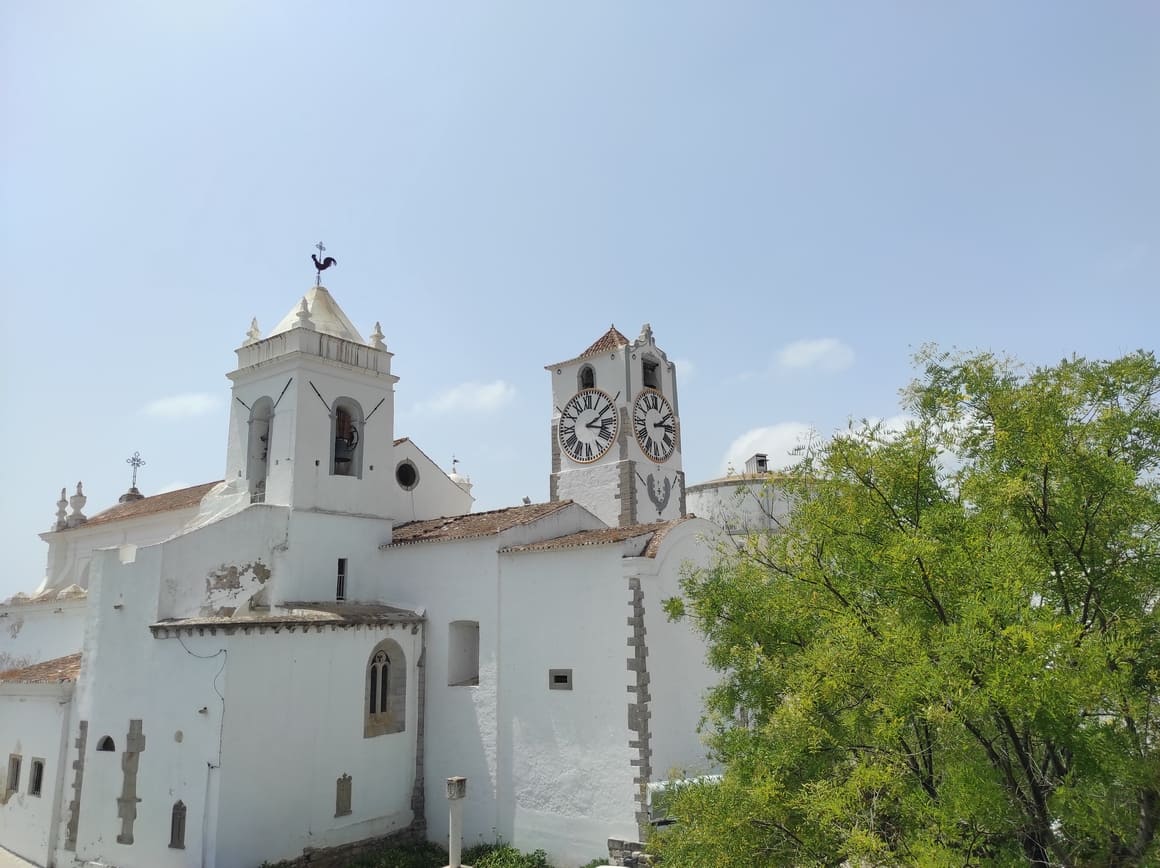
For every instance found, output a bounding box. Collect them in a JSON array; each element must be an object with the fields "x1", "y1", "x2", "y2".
[{"x1": 0, "y1": 280, "x2": 722, "y2": 868}]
